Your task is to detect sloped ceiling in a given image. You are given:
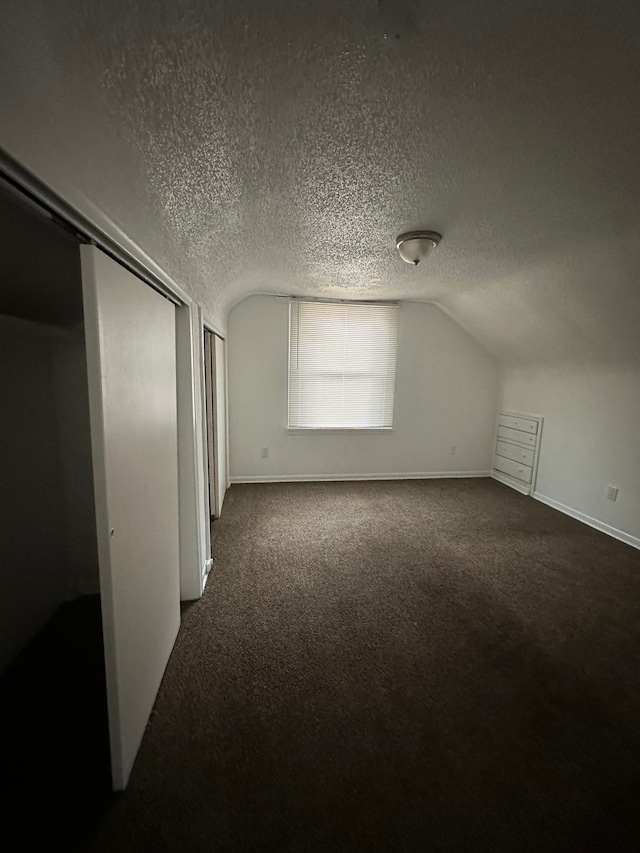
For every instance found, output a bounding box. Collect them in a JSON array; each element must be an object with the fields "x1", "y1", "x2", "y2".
[{"x1": 1, "y1": 1, "x2": 639, "y2": 365}]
